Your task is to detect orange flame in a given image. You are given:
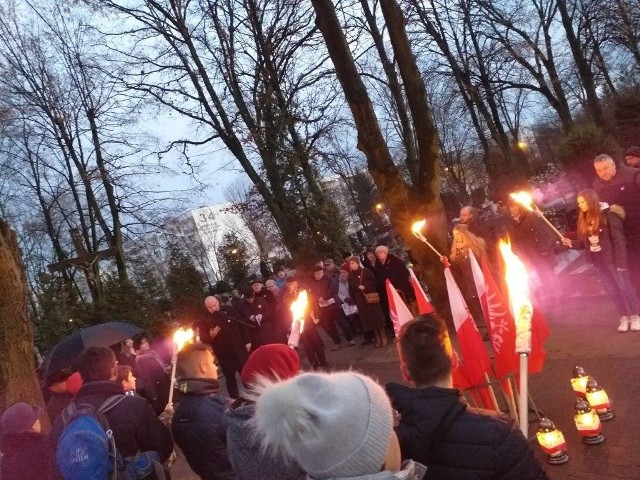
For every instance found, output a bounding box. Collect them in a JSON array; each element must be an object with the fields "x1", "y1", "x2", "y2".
[
  {"x1": 509, "y1": 191, "x2": 534, "y2": 211},
  {"x1": 411, "y1": 219, "x2": 426, "y2": 236},
  {"x1": 173, "y1": 328, "x2": 194, "y2": 352},
  {"x1": 499, "y1": 239, "x2": 533, "y2": 354},
  {"x1": 290, "y1": 290, "x2": 308, "y2": 333},
  {"x1": 499, "y1": 239, "x2": 531, "y2": 319}
]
